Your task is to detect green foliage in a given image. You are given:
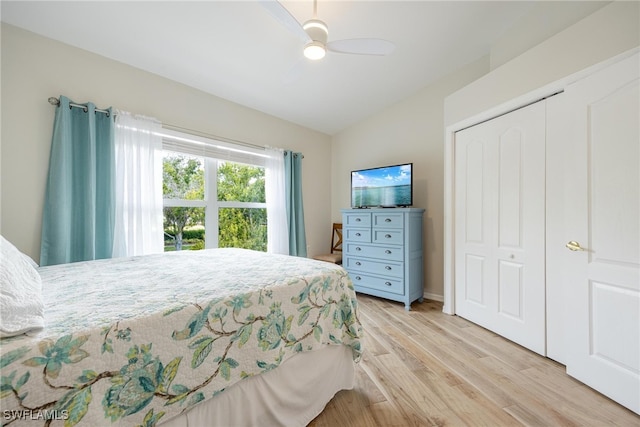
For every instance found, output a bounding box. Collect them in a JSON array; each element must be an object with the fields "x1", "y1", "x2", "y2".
[
  {"x1": 164, "y1": 229, "x2": 204, "y2": 242},
  {"x1": 163, "y1": 155, "x2": 204, "y2": 200},
  {"x1": 217, "y1": 162, "x2": 265, "y2": 203},
  {"x1": 219, "y1": 208, "x2": 267, "y2": 252},
  {"x1": 163, "y1": 154, "x2": 205, "y2": 250},
  {"x1": 189, "y1": 240, "x2": 205, "y2": 251},
  {"x1": 162, "y1": 156, "x2": 267, "y2": 252},
  {"x1": 217, "y1": 162, "x2": 267, "y2": 251}
]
